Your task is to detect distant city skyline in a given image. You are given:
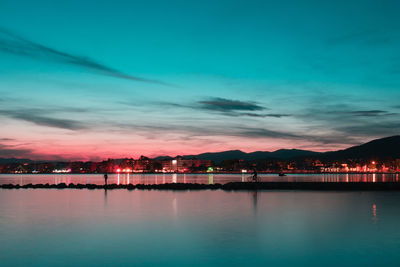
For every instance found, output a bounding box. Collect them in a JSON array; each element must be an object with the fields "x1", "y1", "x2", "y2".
[{"x1": 1, "y1": 0, "x2": 399, "y2": 160}]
